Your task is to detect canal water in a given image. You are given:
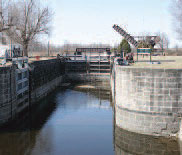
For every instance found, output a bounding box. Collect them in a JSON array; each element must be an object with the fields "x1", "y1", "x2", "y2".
[
  {"x1": 0, "y1": 86, "x2": 113, "y2": 155},
  {"x1": 0, "y1": 85, "x2": 181, "y2": 155}
]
